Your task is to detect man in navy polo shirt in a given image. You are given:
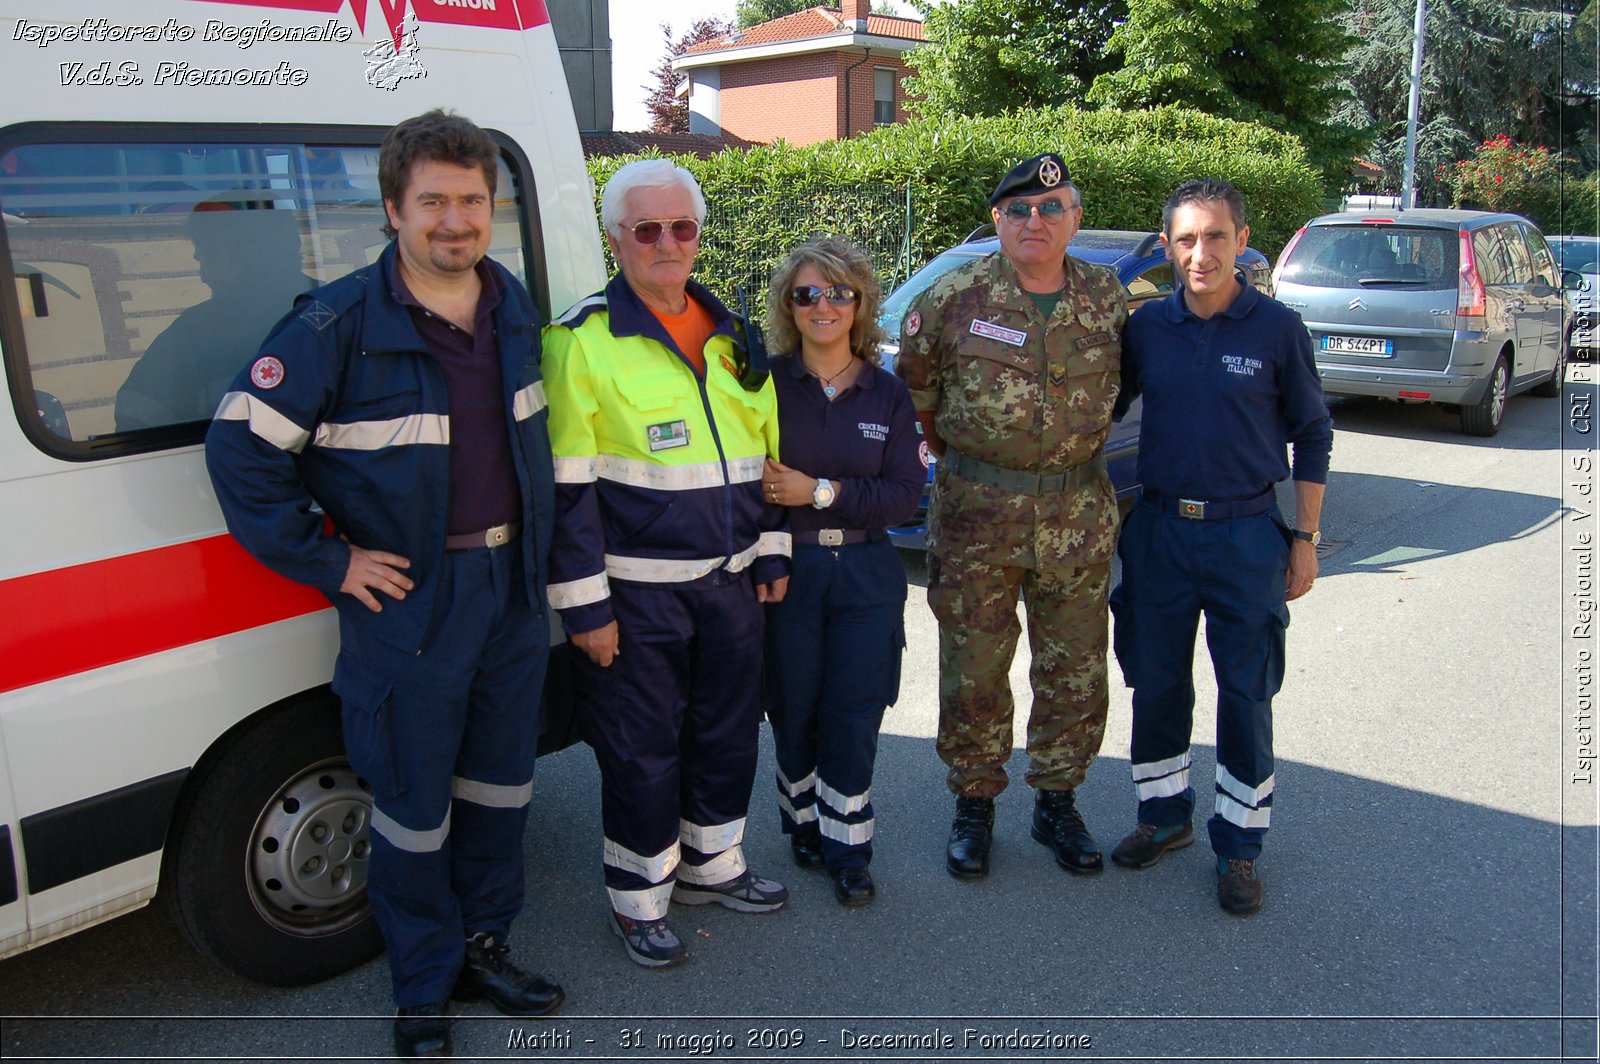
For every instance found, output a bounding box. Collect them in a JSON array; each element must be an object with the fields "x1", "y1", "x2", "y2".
[{"x1": 1108, "y1": 178, "x2": 1332, "y2": 915}]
